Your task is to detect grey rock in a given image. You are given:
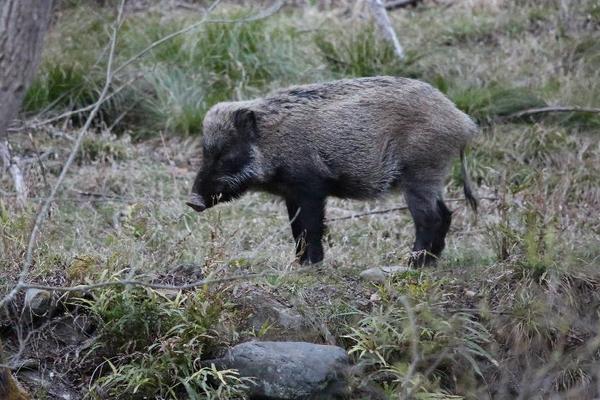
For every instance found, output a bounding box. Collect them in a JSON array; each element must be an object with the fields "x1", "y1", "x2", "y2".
[
  {"x1": 53, "y1": 315, "x2": 93, "y2": 346},
  {"x1": 24, "y1": 288, "x2": 53, "y2": 317},
  {"x1": 359, "y1": 265, "x2": 411, "y2": 282},
  {"x1": 234, "y1": 285, "x2": 321, "y2": 342},
  {"x1": 218, "y1": 341, "x2": 351, "y2": 400},
  {"x1": 19, "y1": 370, "x2": 80, "y2": 400}
]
